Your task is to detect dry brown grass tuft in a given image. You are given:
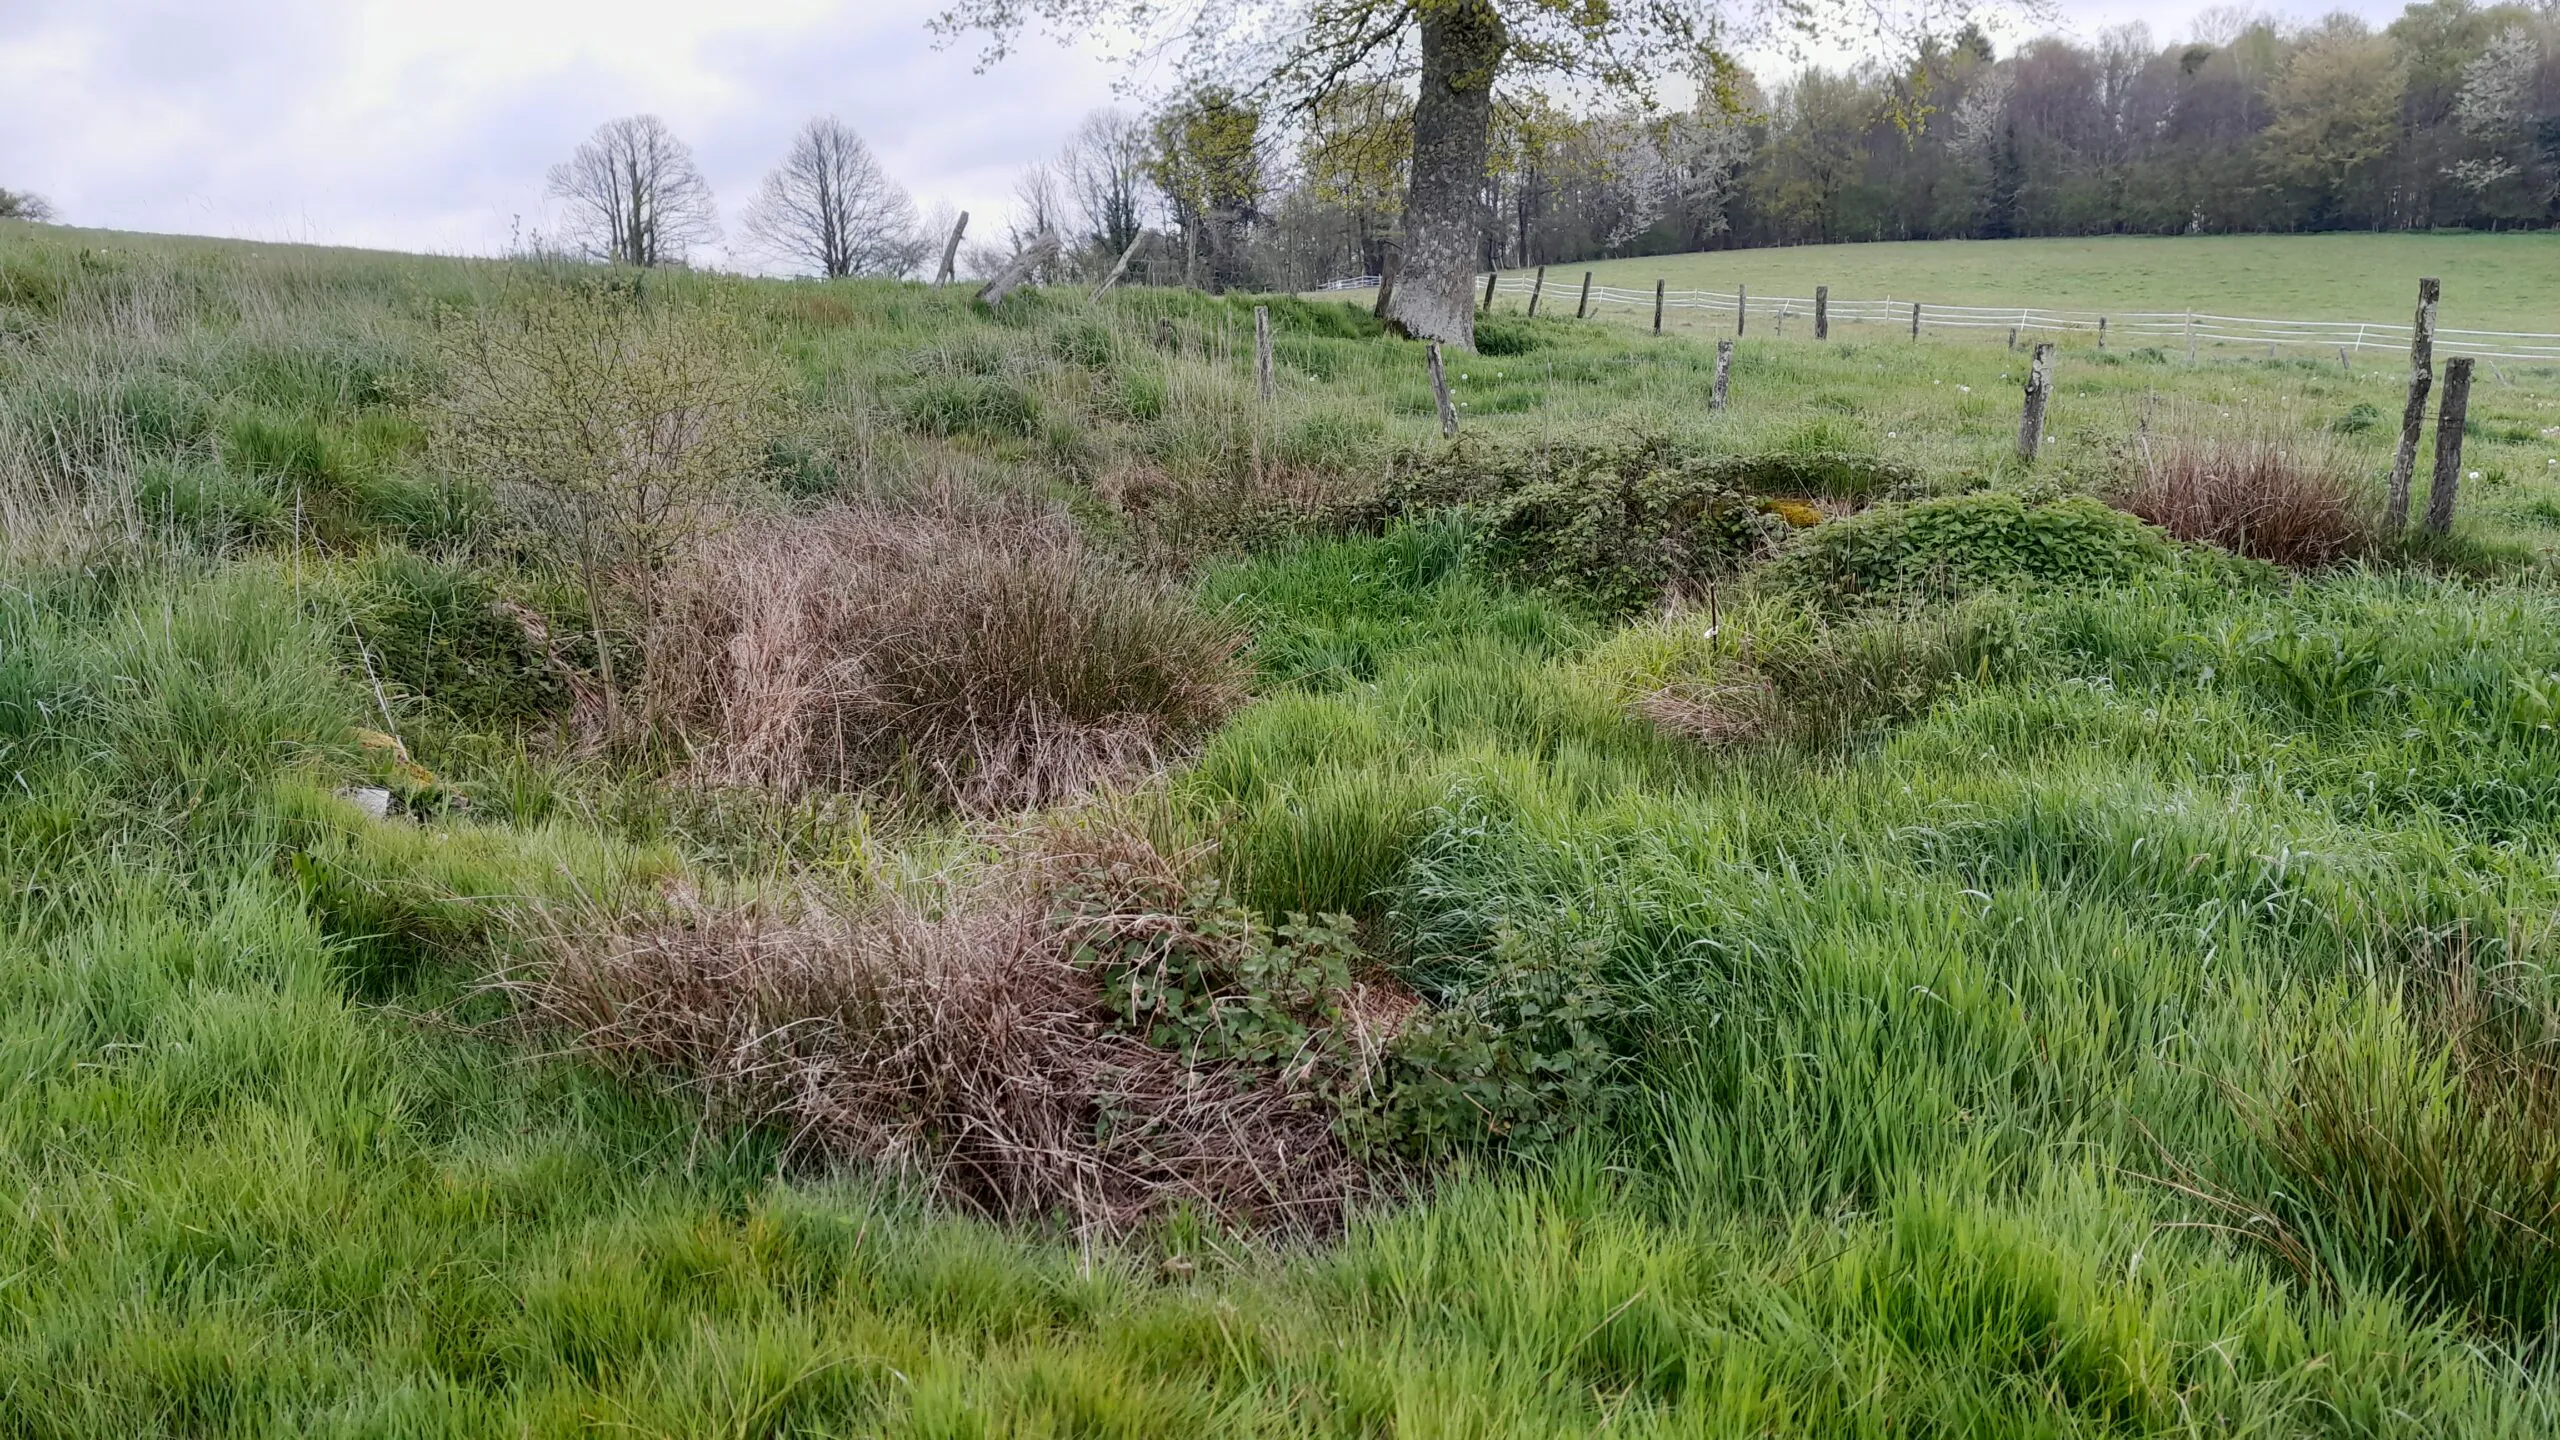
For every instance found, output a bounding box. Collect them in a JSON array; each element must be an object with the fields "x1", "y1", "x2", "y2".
[
  {"x1": 507, "y1": 821, "x2": 1373, "y2": 1233},
  {"x1": 649, "y1": 486, "x2": 1248, "y2": 810},
  {"x1": 2115, "y1": 420, "x2": 2376, "y2": 569}
]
